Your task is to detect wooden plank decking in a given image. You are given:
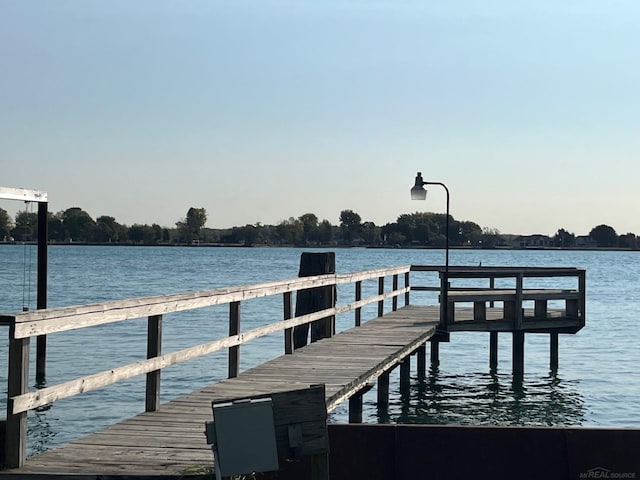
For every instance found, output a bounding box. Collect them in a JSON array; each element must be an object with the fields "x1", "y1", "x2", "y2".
[{"x1": 1, "y1": 305, "x2": 440, "y2": 478}]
